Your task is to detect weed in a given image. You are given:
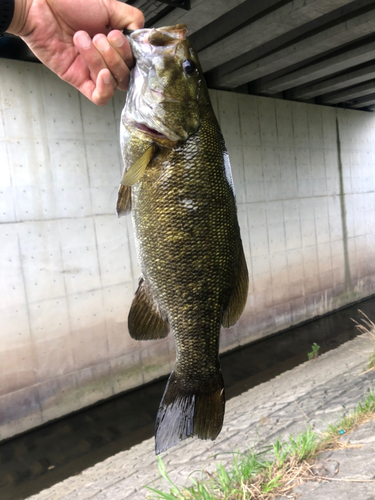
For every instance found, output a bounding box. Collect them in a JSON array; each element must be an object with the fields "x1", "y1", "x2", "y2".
[
  {"x1": 319, "y1": 388, "x2": 375, "y2": 451},
  {"x1": 307, "y1": 343, "x2": 320, "y2": 360},
  {"x1": 368, "y1": 352, "x2": 375, "y2": 370},
  {"x1": 146, "y1": 390, "x2": 375, "y2": 500},
  {"x1": 272, "y1": 437, "x2": 289, "y2": 468},
  {"x1": 352, "y1": 310, "x2": 375, "y2": 370},
  {"x1": 285, "y1": 427, "x2": 317, "y2": 461}
]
